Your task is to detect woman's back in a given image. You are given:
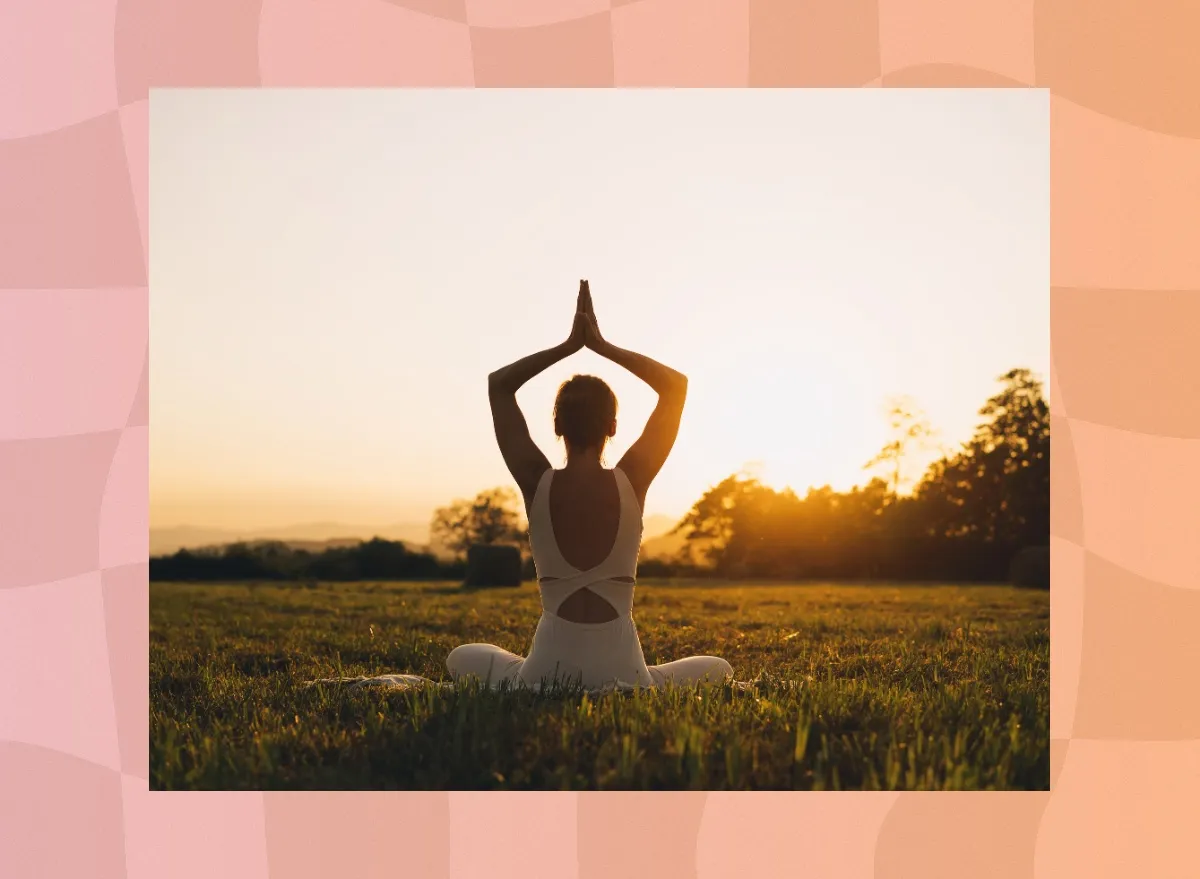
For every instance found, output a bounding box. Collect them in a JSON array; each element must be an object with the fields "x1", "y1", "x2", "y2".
[
  {"x1": 544, "y1": 466, "x2": 624, "y2": 568},
  {"x1": 527, "y1": 466, "x2": 642, "y2": 624}
]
